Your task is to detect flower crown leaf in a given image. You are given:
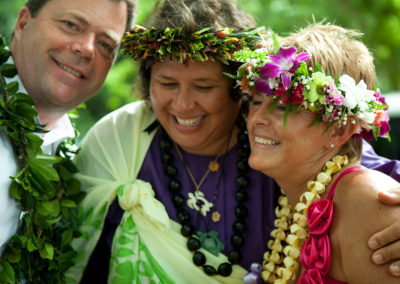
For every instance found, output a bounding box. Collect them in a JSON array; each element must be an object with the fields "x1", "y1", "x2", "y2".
[
  {"x1": 231, "y1": 43, "x2": 391, "y2": 141},
  {"x1": 272, "y1": 33, "x2": 280, "y2": 54},
  {"x1": 121, "y1": 25, "x2": 264, "y2": 68}
]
